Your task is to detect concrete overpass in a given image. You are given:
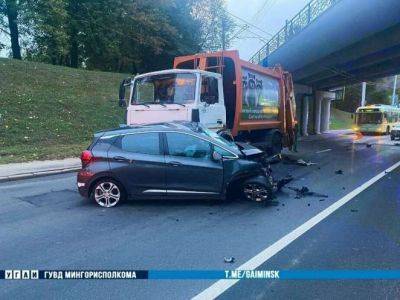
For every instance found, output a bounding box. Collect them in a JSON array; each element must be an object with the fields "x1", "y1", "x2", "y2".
[{"x1": 250, "y1": 0, "x2": 400, "y2": 135}]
